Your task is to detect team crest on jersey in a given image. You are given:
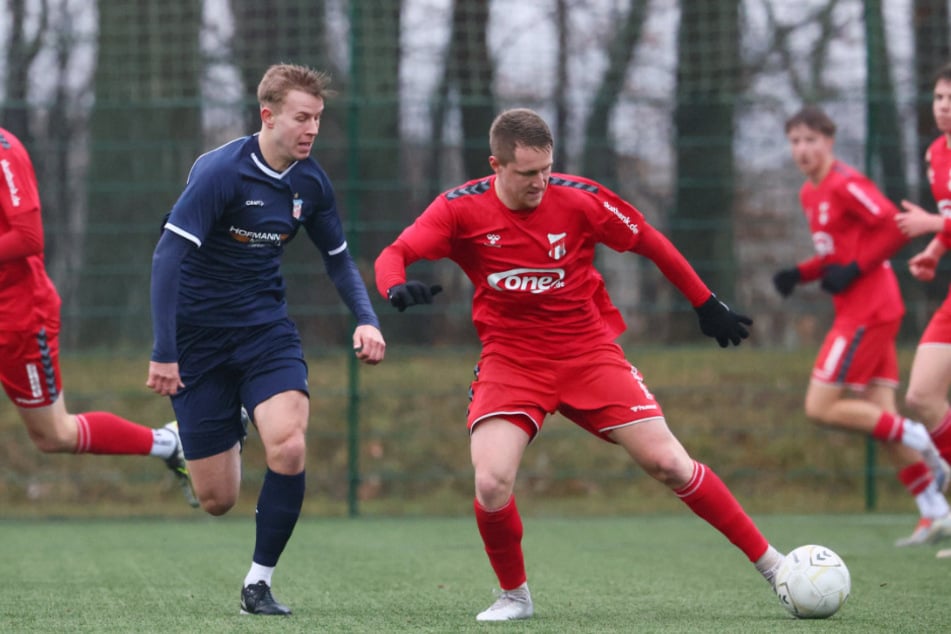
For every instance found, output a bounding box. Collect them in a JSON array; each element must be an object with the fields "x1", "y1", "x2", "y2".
[
  {"x1": 547, "y1": 232, "x2": 567, "y2": 260},
  {"x1": 292, "y1": 197, "x2": 302, "y2": 219}
]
